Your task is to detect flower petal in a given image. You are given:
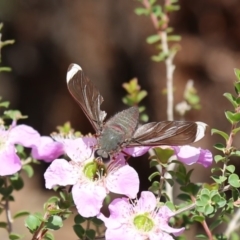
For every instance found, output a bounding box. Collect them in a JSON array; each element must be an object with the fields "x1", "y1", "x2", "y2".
[
  {"x1": 105, "y1": 225, "x2": 139, "y2": 240},
  {"x1": 123, "y1": 146, "x2": 150, "y2": 157},
  {"x1": 72, "y1": 184, "x2": 106, "y2": 217},
  {"x1": 0, "y1": 146, "x2": 21, "y2": 176},
  {"x1": 98, "y1": 198, "x2": 131, "y2": 229},
  {"x1": 135, "y1": 191, "x2": 156, "y2": 212},
  {"x1": 107, "y1": 165, "x2": 139, "y2": 198},
  {"x1": 63, "y1": 137, "x2": 95, "y2": 163},
  {"x1": 44, "y1": 159, "x2": 78, "y2": 188},
  {"x1": 198, "y1": 149, "x2": 213, "y2": 167},
  {"x1": 31, "y1": 136, "x2": 64, "y2": 162},
  {"x1": 9, "y1": 124, "x2": 40, "y2": 147},
  {"x1": 173, "y1": 145, "x2": 200, "y2": 165}
]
